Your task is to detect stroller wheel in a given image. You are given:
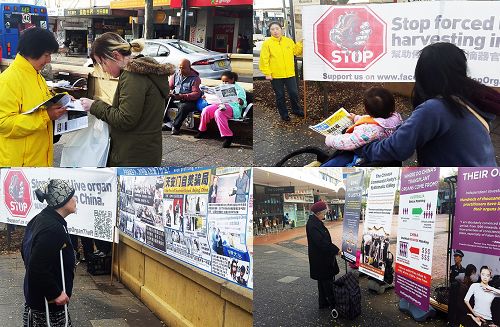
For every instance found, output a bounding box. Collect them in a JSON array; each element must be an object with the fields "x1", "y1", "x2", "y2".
[{"x1": 331, "y1": 308, "x2": 339, "y2": 319}]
